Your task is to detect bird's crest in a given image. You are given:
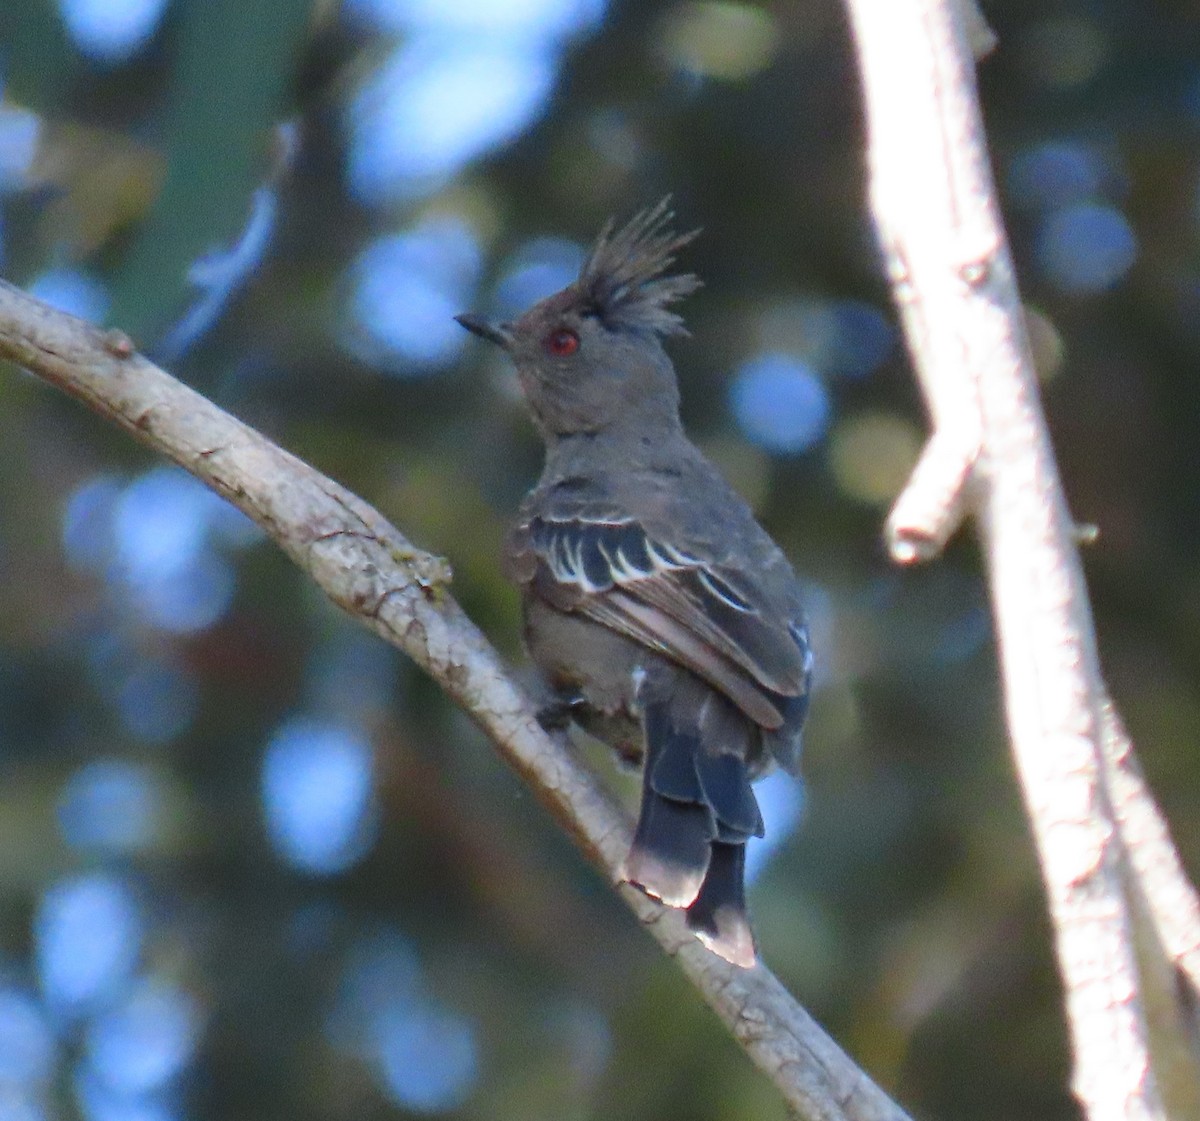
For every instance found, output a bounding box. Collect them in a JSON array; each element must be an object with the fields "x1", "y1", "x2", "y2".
[{"x1": 576, "y1": 198, "x2": 701, "y2": 337}]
